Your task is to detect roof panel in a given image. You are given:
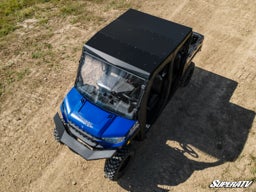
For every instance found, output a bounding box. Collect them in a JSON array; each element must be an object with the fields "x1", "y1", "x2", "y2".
[
  {"x1": 100, "y1": 19, "x2": 172, "y2": 57},
  {"x1": 86, "y1": 9, "x2": 192, "y2": 76},
  {"x1": 88, "y1": 33, "x2": 161, "y2": 73}
]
